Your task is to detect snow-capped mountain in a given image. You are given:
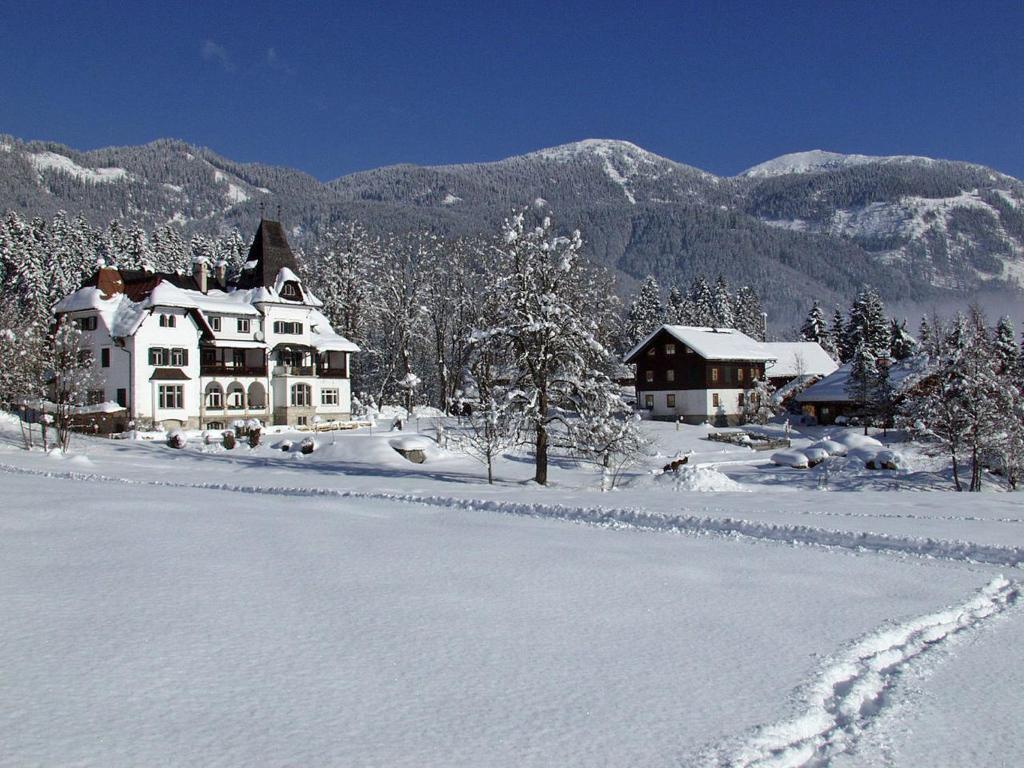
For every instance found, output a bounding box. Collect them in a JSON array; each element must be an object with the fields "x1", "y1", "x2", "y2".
[{"x1": 1, "y1": 133, "x2": 1022, "y2": 322}]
